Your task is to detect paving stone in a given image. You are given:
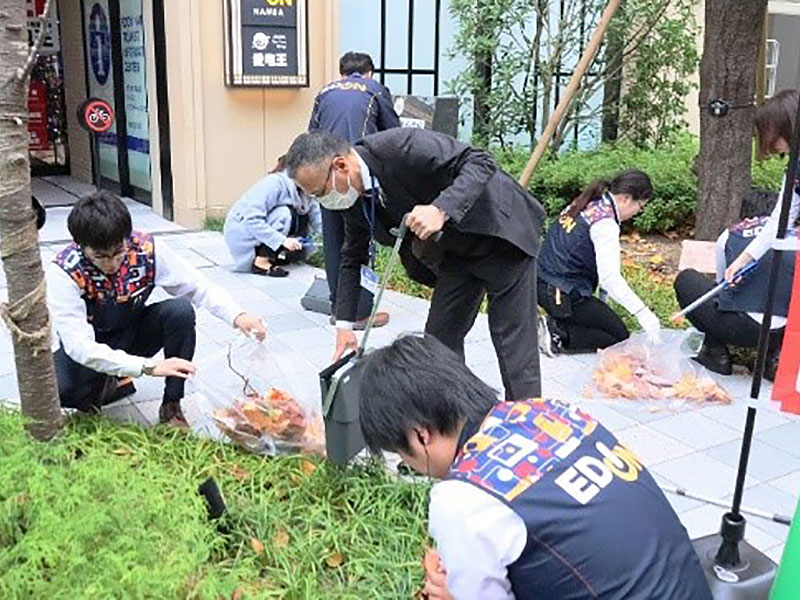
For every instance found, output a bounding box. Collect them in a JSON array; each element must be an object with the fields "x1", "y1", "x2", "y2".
[
  {"x1": 265, "y1": 312, "x2": 321, "y2": 334},
  {"x1": 759, "y1": 422, "x2": 800, "y2": 457},
  {"x1": 699, "y1": 401, "x2": 791, "y2": 434},
  {"x1": 572, "y1": 400, "x2": 637, "y2": 433},
  {"x1": 614, "y1": 424, "x2": 694, "y2": 466},
  {"x1": 769, "y1": 471, "x2": 800, "y2": 496},
  {"x1": 651, "y1": 452, "x2": 758, "y2": 499},
  {"x1": 648, "y1": 411, "x2": 740, "y2": 450},
  {"x1": 650, "y1": 473, "x2": 703, "y2": 514},
  {"x1": 706, "y1": 439, "x2": 800, "y2": 483},
  {"x1": 102, "y1": 402, "x2": 147, "y2": 426},
  {"x1": 678, "y1": 240, "x2": 717, "y2": 274}
]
